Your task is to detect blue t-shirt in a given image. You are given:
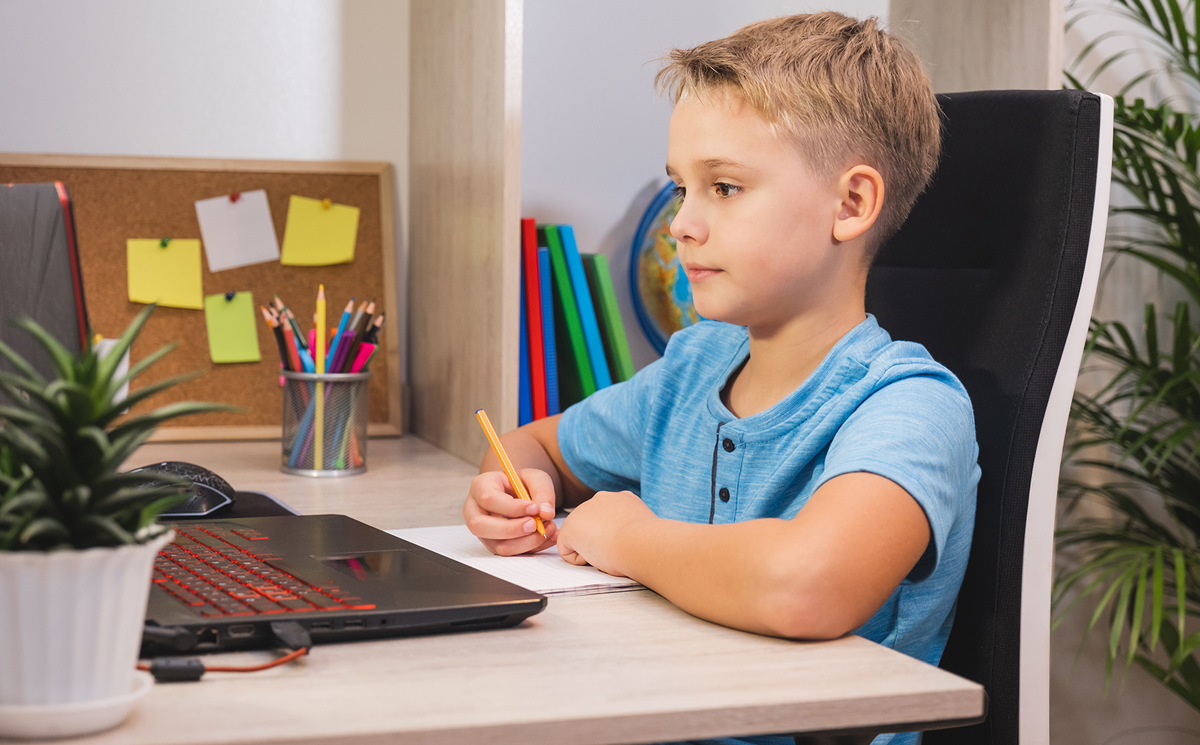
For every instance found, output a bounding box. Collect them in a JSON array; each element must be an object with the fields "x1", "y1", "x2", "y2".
[{"x1": 558, "y1": 316, "x2": 979, "y2": 745}]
